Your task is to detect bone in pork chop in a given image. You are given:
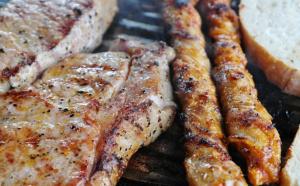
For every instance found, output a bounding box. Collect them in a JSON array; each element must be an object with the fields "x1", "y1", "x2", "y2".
[
  {"x1": 0, "y1": 39, "x2": 176, "y2": 186},
  {"x1": 0, "y1": 0, "x2": 117, "y2": 93}
]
